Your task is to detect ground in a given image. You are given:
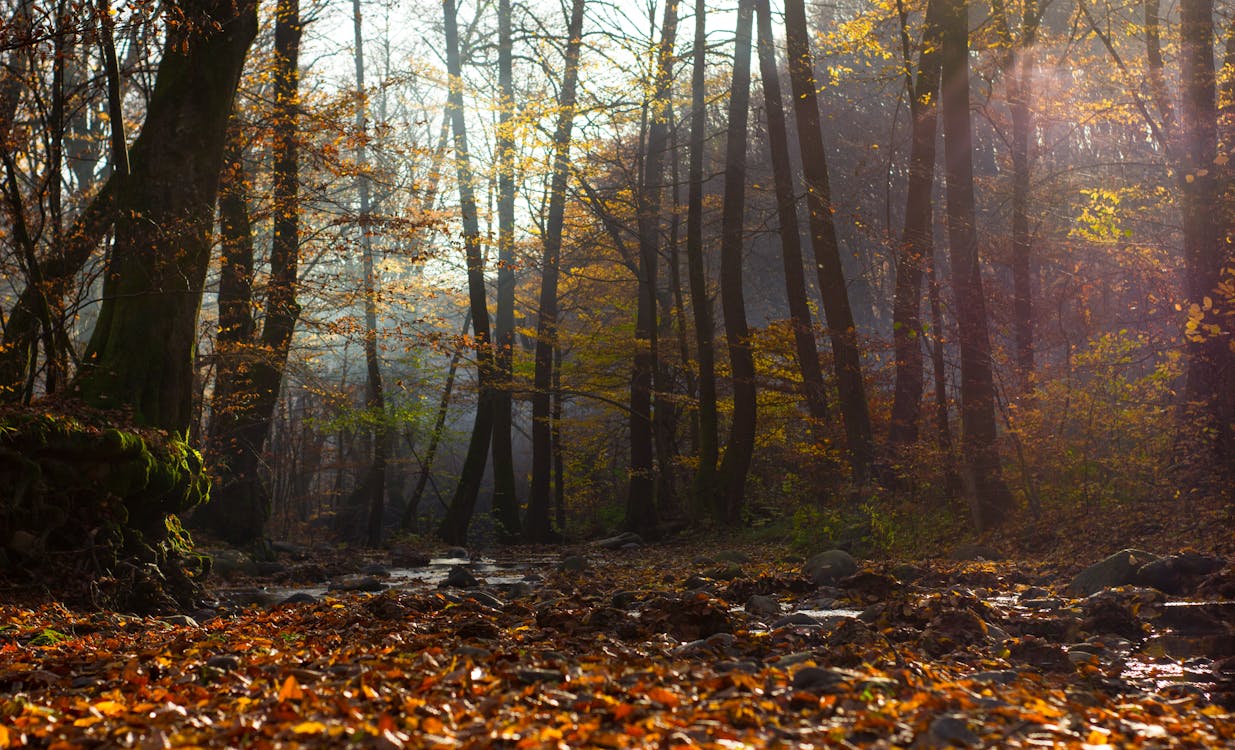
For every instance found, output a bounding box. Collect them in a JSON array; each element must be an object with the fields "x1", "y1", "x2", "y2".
[{"x1": 2, "y1": 506, "x2": 1235, "y2": 749}]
